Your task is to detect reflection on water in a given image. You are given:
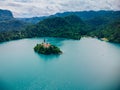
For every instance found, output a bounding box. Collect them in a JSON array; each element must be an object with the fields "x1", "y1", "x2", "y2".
[{"x1": 35, "y1": 52, "x2": 60, "y2": 61}]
